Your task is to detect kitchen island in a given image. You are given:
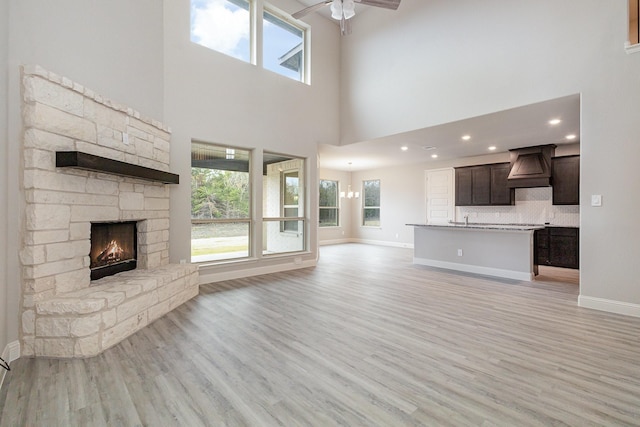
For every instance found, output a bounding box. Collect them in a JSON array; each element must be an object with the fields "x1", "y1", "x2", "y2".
[{"x1": 408, "y1": 223, "x2": 545, "y2": 281}]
